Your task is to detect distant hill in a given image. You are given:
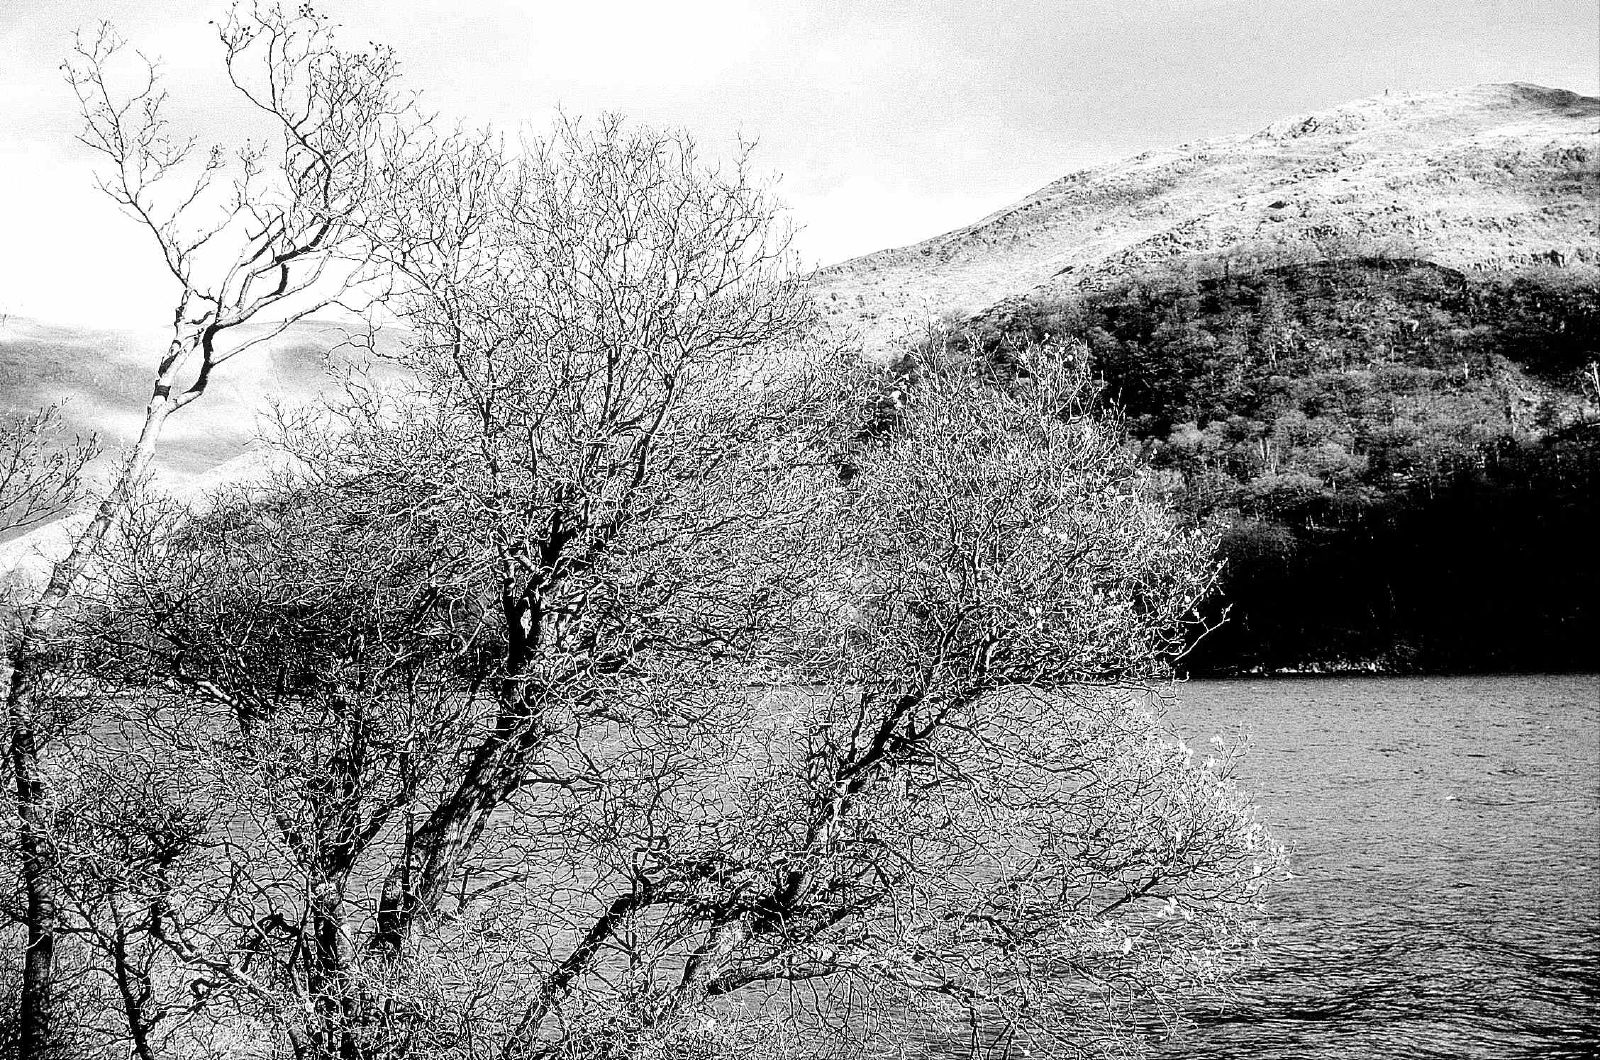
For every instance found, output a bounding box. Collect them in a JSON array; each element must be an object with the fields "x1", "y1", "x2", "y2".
[
  {"x1": 0, "y1": 316, "x2": 396, "y2": 574},
  {"x1": 811, "y1": 82, "x2": 1599, "y2": 674},
  {"x1": 949, "y1": 256, "x2": 1599, "y2": 673},
  {"x1": 0, "y1": 317, "x2": 389, "y2": 486},
  {"x1": 9, "y1": 83, "x2": 1593, "y2": 472},
  {"x1": 7, "y1": 84, "x2": 1598, "y2": 670},
  {"x1": 816, "y1": 83, "x2": 1599, "y2": 350}
]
